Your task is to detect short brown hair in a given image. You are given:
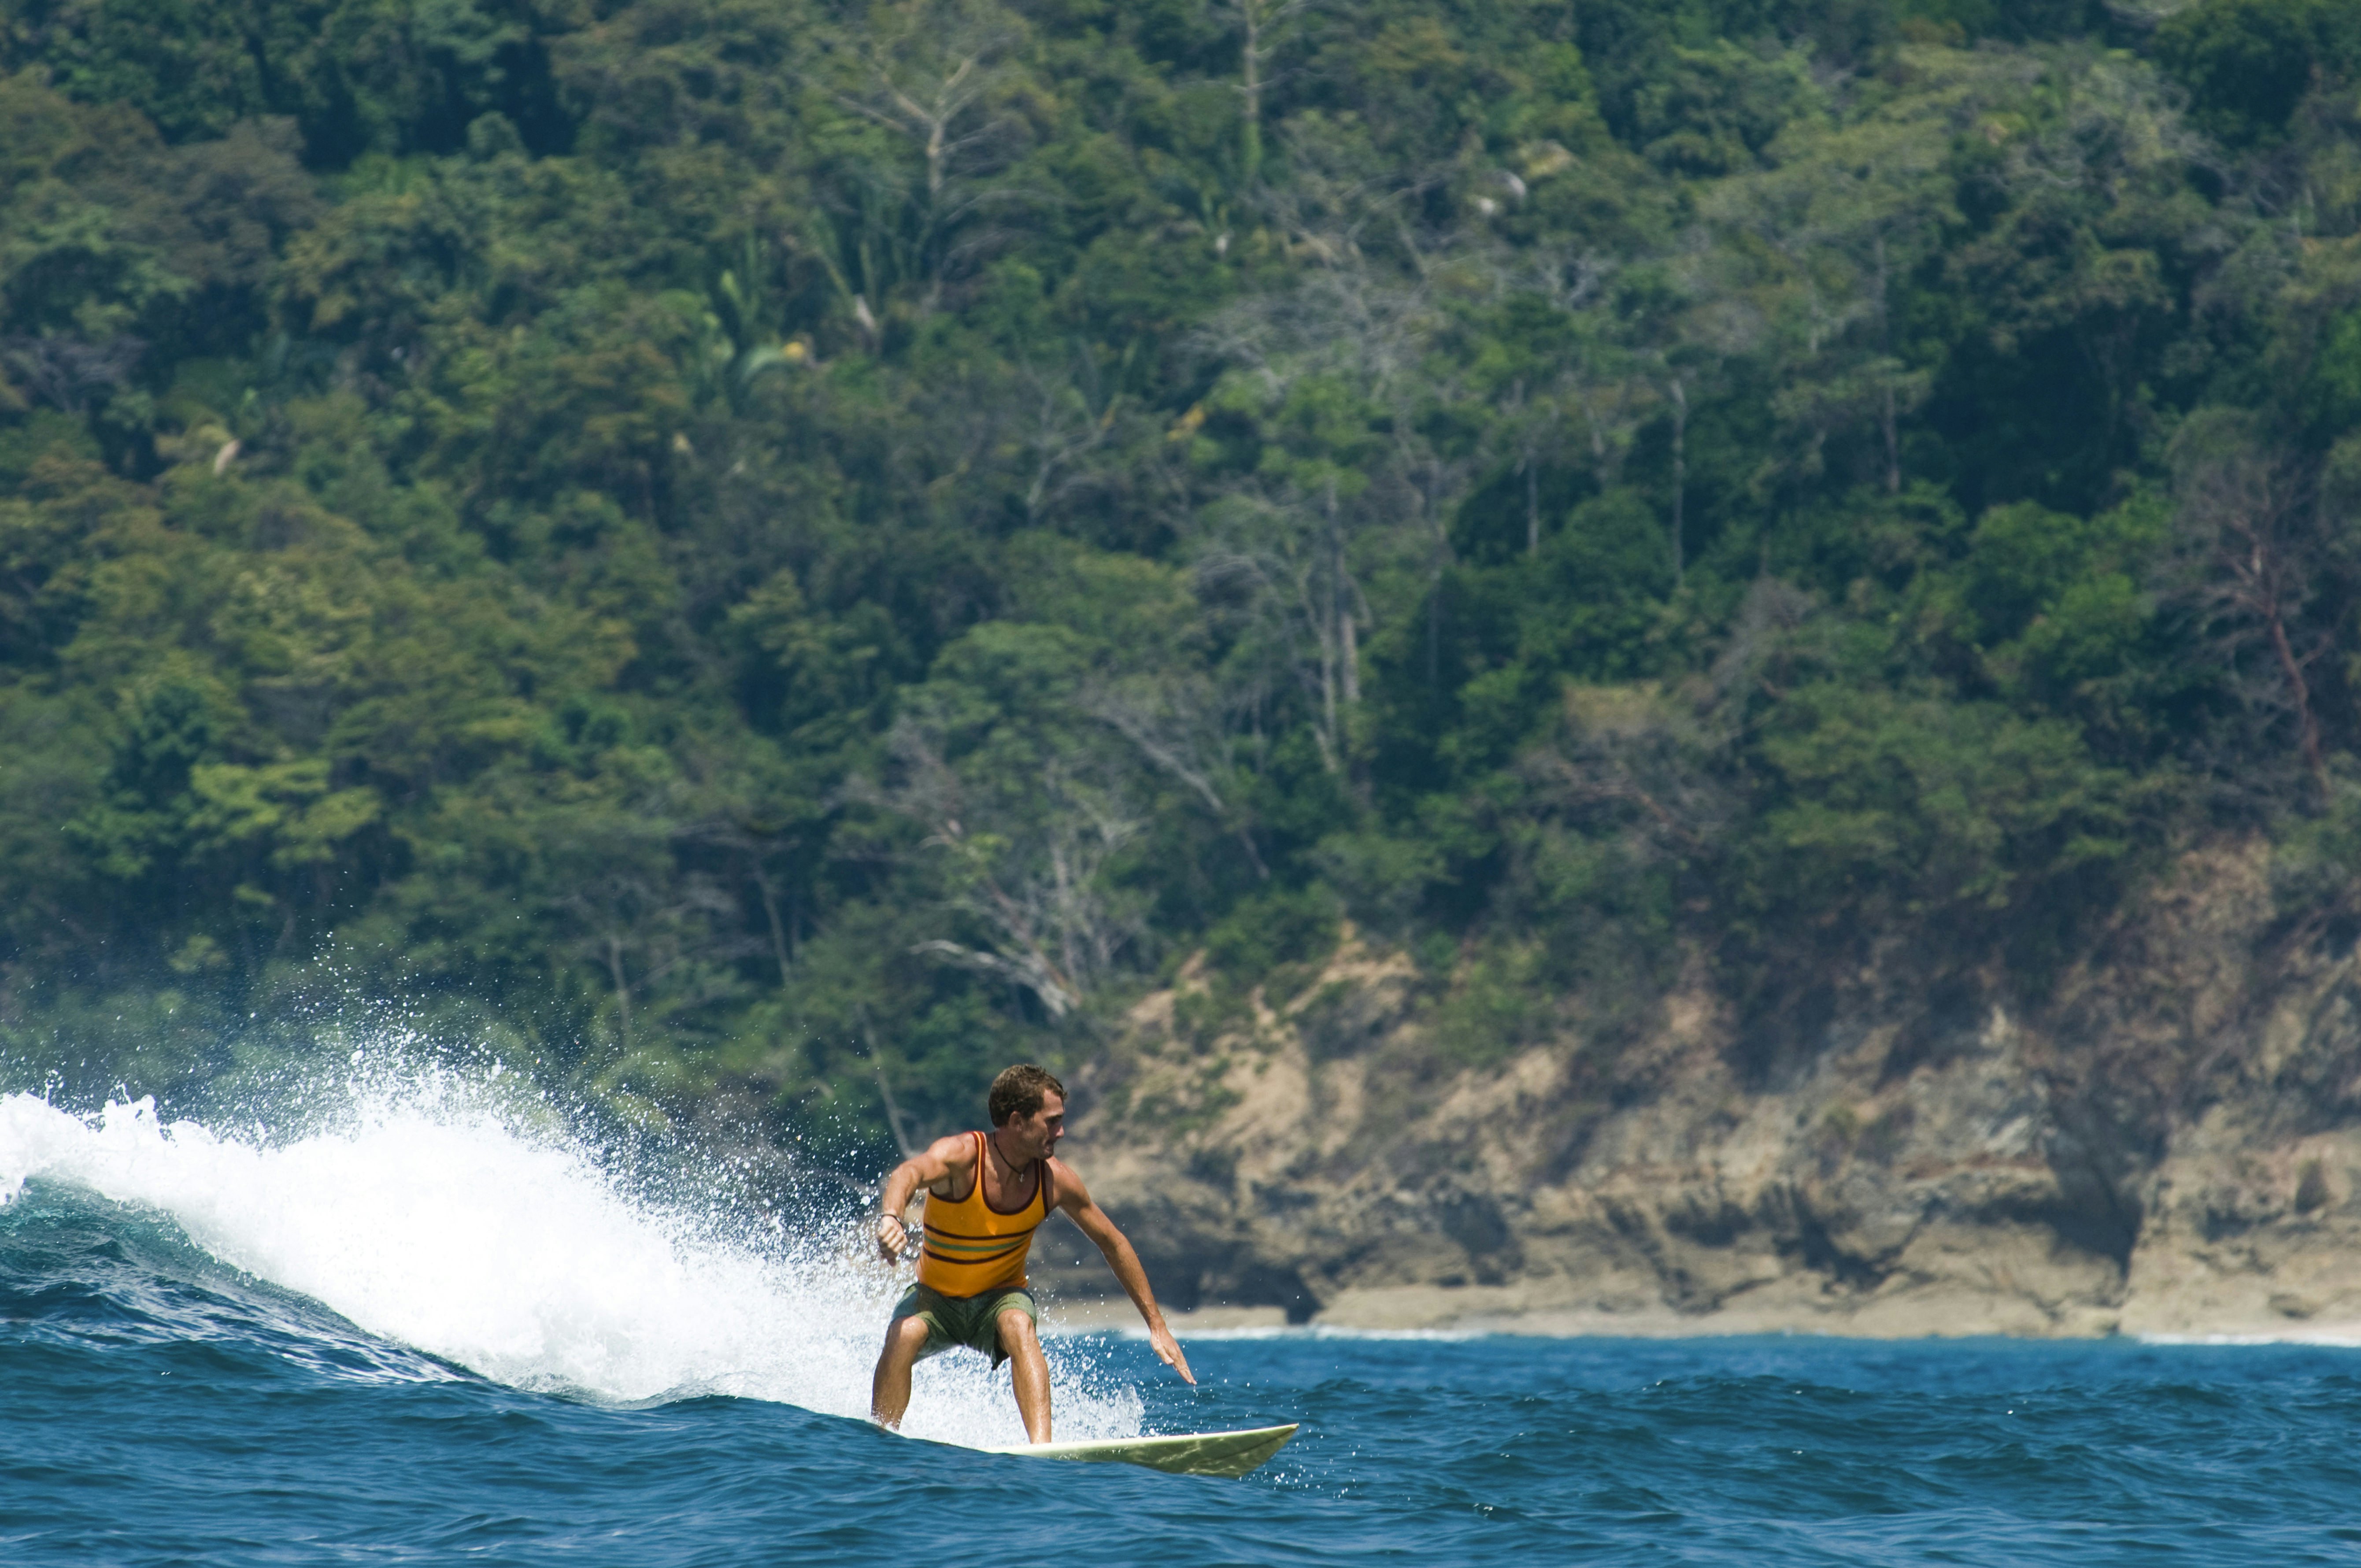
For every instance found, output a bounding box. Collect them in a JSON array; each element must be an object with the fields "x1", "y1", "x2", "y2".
[{"x1": 989, "y1": 1063, "x2": 1065, "y2": 1126}]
